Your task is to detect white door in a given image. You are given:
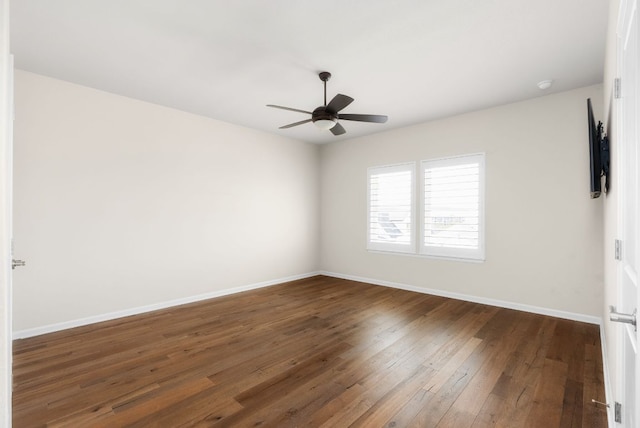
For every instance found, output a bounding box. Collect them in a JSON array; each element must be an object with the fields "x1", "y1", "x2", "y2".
[{"x1": 615, "y1": 0, "x2": 639, "y2": 426}]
